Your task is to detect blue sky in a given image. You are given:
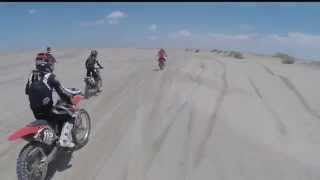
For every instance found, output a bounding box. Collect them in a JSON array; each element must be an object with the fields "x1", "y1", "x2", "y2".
[{"x1": 1, "y1": 3, "x2": 320, "y2": 60}]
